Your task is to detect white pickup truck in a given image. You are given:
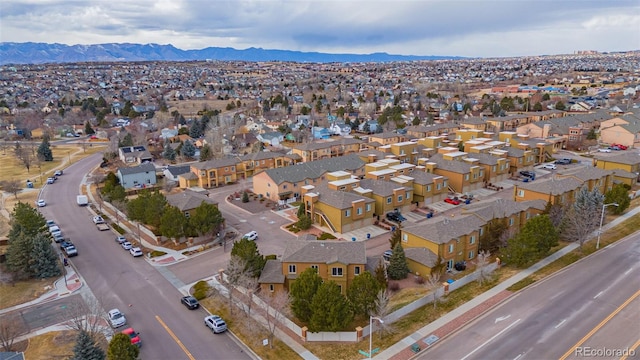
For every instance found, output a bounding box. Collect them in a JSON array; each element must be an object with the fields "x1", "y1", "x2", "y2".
[{"x1": 93, "y1": 216, "x2": 109, "y2": 231}]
